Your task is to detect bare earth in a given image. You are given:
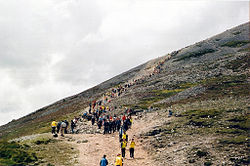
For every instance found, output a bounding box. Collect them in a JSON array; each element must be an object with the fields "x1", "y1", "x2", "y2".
[{"x1": 66, "y1": 114, "x2": 159, "y2": 166}]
